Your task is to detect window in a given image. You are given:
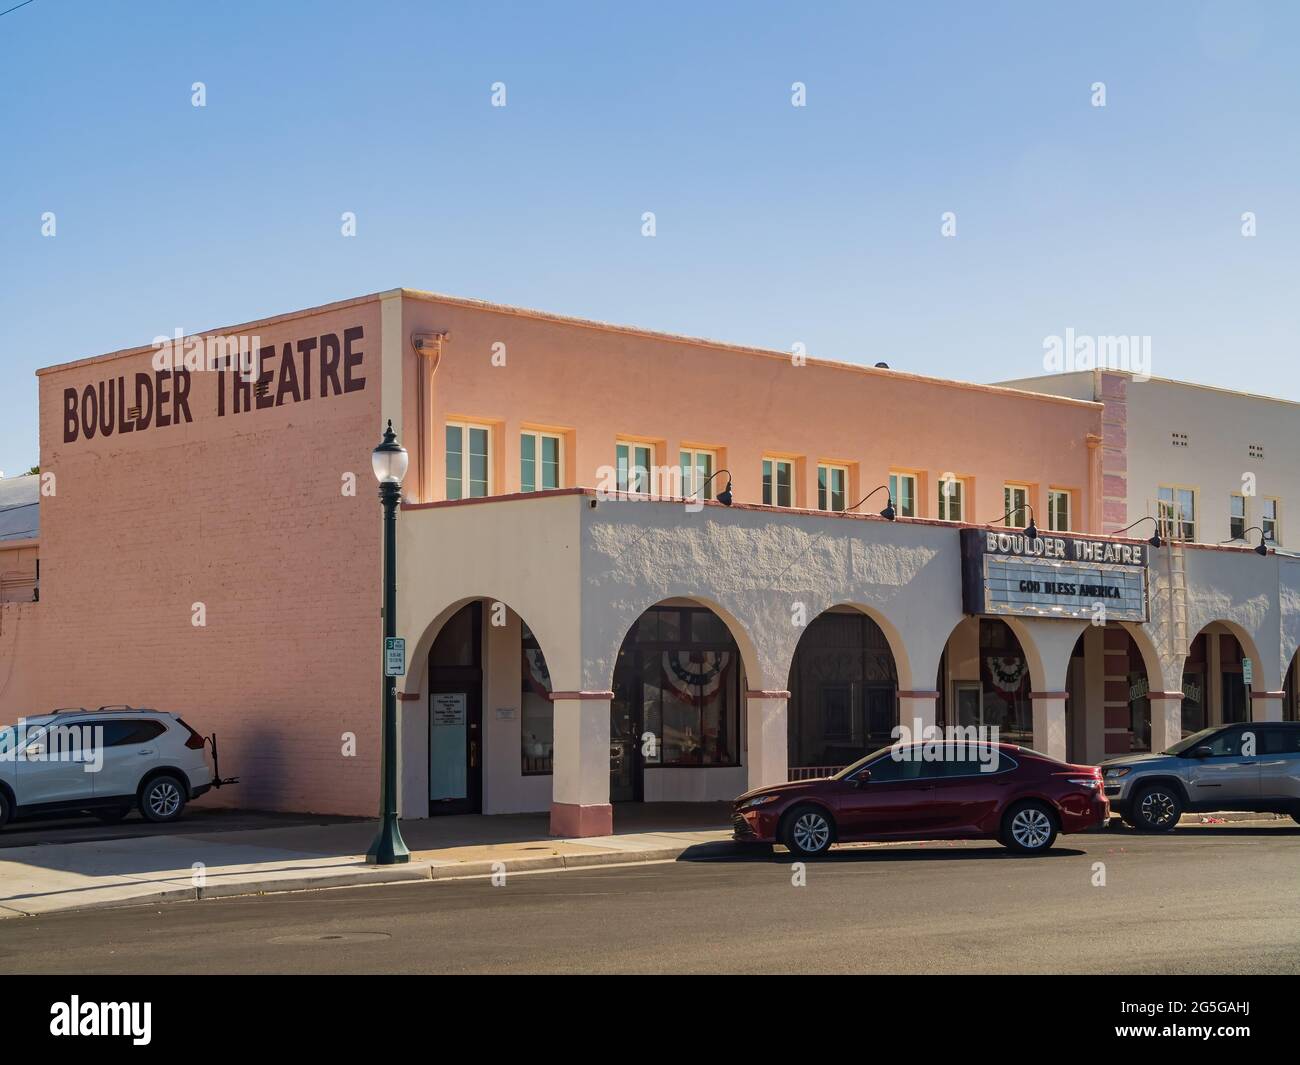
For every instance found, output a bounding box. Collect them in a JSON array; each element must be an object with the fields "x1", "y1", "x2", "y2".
[
  {"x1": 616, "y1": 440, "x2": 654, "y2": 494},
  {"x1": 521, "y1": 623, "x2": 553, "y2": 774},
  {"x1": 1262, "y1": 498, "x2": 1280, "y2": 544},
  {"x1": 763, "y1": 458, "x2": 794, "y2": 507},
  {"x1": 679, "y1": 447, "x2": 716, "y2": 499},
  {"x1": 446, "y1": 422, "x2": 491, "y2": 500},
  {"x1": 889, "y1": 472, "x2": 917, "y2": 518},
  {"x1": 520, "y1": 431, "x2": 562, "y2": 493},
  {"x1": 1229, "y1": 494, "x2": 1246, "y2": 540},
  {"x1": 1047, "y1": 489, "x2": 1071, "y2": 532},
  {"x1": 1003, "y1": 484, "x2": 1030, "y2": 526},
  {"x1": 937, "y1": 476, "x2": 964, "y2": 521},
  {"x1": 817, "y1": 464, "x2": 848, "y2": 512},
  {"x1": 1157, "y1": 485, "x2": 1196, "y2": 541}
]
